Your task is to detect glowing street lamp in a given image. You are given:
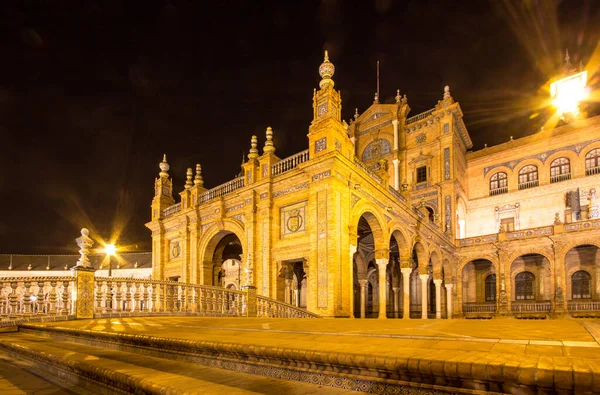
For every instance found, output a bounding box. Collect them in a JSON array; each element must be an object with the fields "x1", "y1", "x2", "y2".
[
  {"x1": 104, "y1": 244, "x2": 117, "y2": 277},
  {"x1": 550, "y1": 69, "x2": 588, "y2": 119}
]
